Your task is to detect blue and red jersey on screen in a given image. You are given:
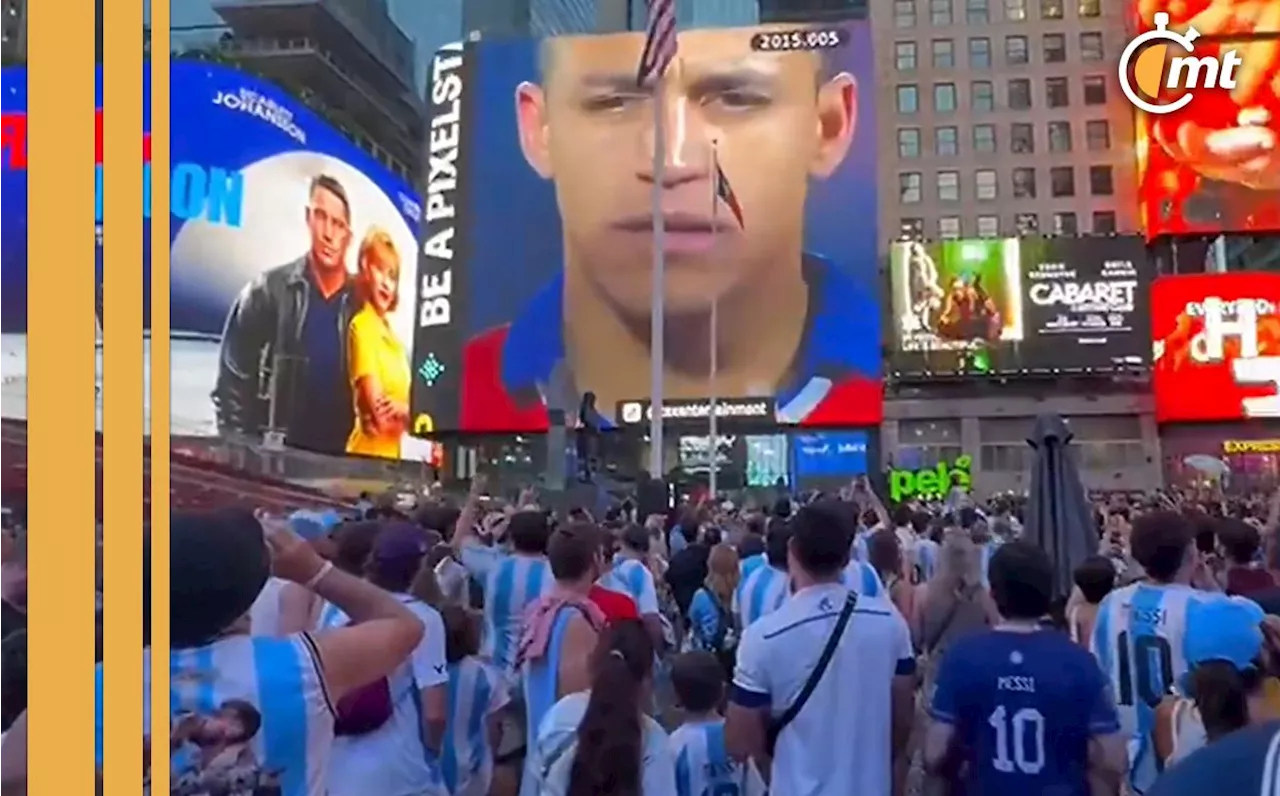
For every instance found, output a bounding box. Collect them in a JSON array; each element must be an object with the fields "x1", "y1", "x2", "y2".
[
  {"x1": 929, "y1": 628, "x2": 1120, "y2": 796},
  {"x1": 459, "y1": 255, "x2": 883, "y2": 432}
]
